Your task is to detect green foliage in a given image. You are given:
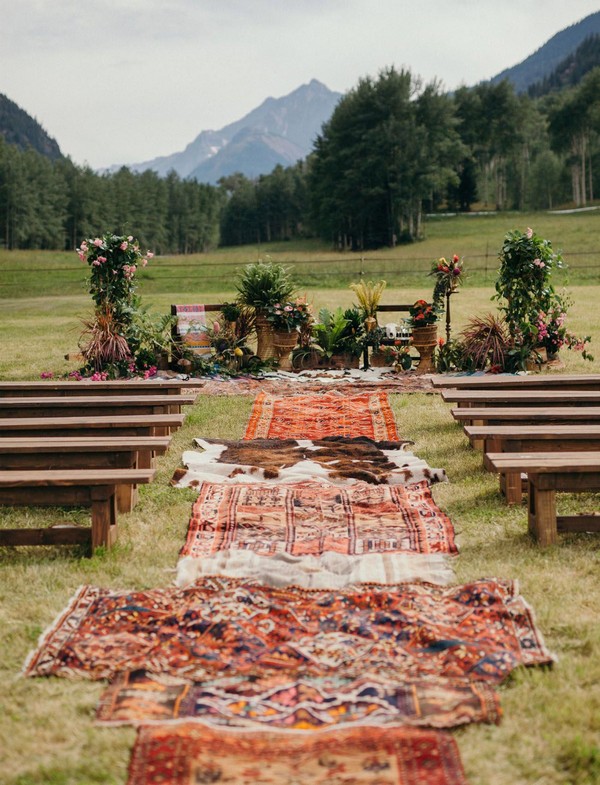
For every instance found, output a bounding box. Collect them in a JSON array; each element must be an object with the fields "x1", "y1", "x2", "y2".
[
  {"x1": 235, "y1": 259, "x2": 295, "y2": 310},
  {"x1": 311, "y1": 307, "x2": 351, "y2": 358}
]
